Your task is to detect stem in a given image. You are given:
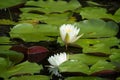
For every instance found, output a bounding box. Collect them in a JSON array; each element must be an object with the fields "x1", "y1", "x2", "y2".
[
  {"x1": 8, "y1": 8, "x2": 13, "y2": 21},
  {"x1": 65, "y1": 44, "x2": 68, "y2": 50}
]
